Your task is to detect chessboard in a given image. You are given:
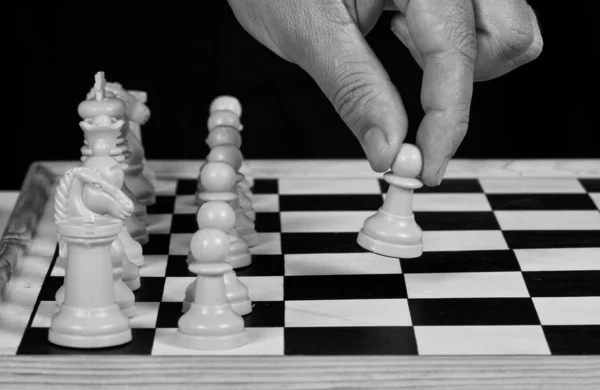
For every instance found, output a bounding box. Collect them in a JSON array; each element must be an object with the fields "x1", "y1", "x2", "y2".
[{"x1": 1, "y1": 159, "x2": 599, "y2": 387}]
